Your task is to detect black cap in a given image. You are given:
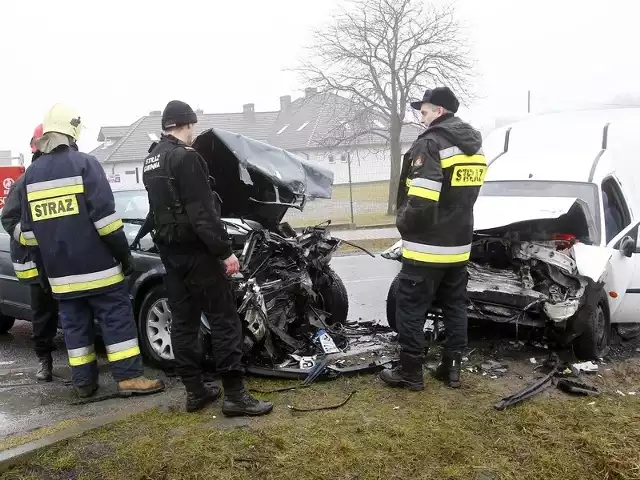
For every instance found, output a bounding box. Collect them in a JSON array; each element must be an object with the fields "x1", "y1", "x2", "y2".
[
  {"x1": 410, "y1": 87, "x2": 459, "y2": 113},
  {"x1": 161, "y1": 100, "x2": 198, "y2": 130}
]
